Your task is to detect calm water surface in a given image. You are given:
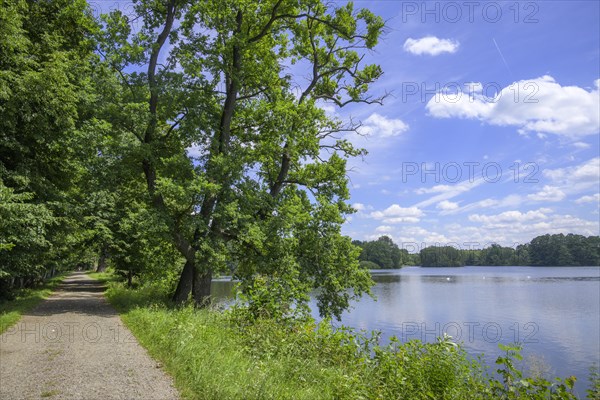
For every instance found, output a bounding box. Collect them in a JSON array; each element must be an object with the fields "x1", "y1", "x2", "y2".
[{"x1": 213, "y1": 266, "x2": 600, "y2": 396}]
